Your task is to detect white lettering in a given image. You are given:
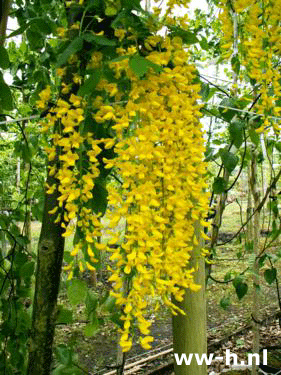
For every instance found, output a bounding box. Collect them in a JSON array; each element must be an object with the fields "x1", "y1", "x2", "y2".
[{"x1": 174, "y1": 353, "x2": 193, "y2": 365}]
